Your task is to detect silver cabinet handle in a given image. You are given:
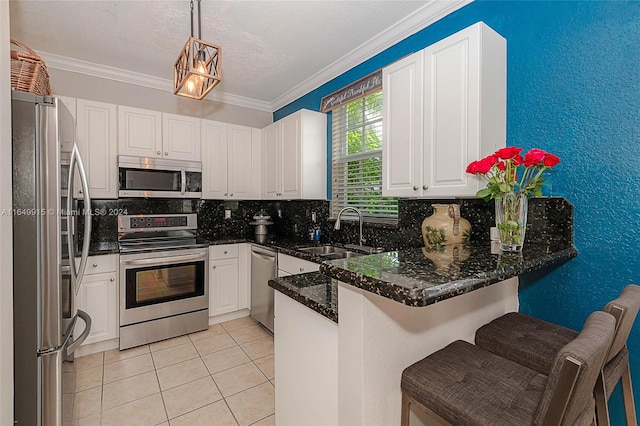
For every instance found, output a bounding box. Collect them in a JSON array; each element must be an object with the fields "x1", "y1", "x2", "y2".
[
  {"x1": 223, "y1": 251, "x2": 228, "y2": 254},
  {"x1": 413, "y1": 186, "x2": 418, "y2": 191},
  {"x1": 212, "y1": 265, "x2": 217, "y2": 269},
  {"x1": 157, "y1": 151, "x2": 161, "y2": 155},
  {"x1": 92, "y1": 263, "x2": 98, "y2": 267},
  {"x1": 423, "y1": 185, "x2": 428, "y2": 190},
  {"x1": 224, "y1": 193, "x2": 228, "y2": 196},
  {"x1": 230, "y1": 193, "x2": 233, "y2": 197},
  {"x1": 299, "y1": 267, "x2": 304, "y2": 272},
  {"x1": 109, "y1": 278, "x2": 114, "y2": 282},
  {"x1": 164, "y1": 152, "x2": 168, "y2": 156}
]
